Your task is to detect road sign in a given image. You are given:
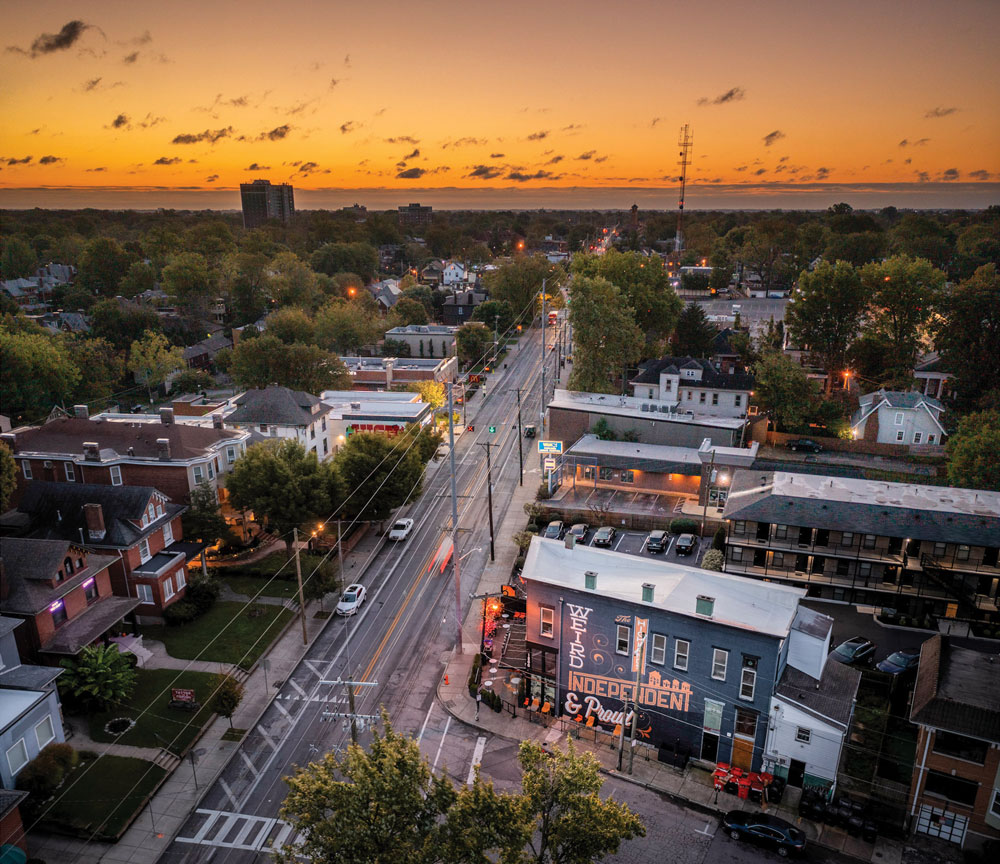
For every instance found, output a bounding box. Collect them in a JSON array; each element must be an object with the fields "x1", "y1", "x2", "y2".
[
  {"x1": 488, "y1": 425, "x2": 496, "y2": 434},
  {"x1": 537, "y1": 440, "x2": 563, "y2": 454},
  {"x1": 543, "y1": 457, "x2": 556, "y2": 471}
]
